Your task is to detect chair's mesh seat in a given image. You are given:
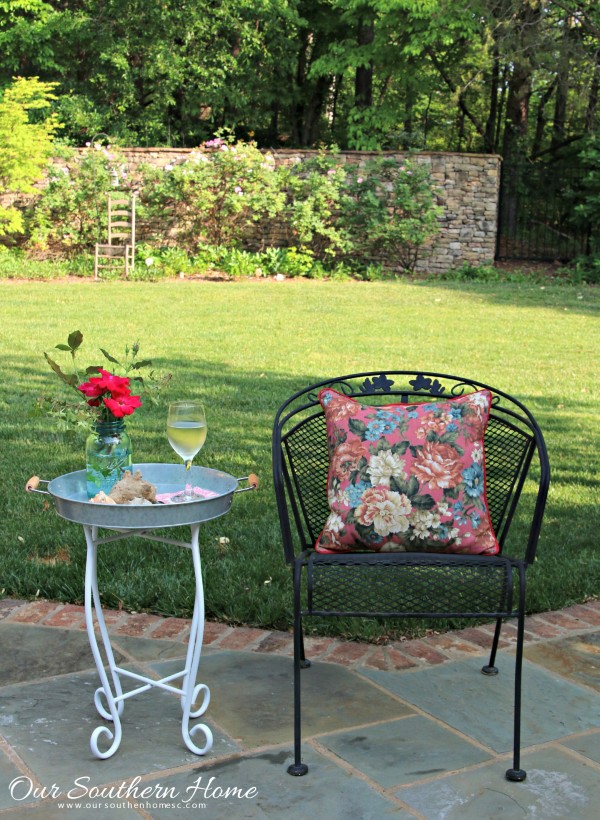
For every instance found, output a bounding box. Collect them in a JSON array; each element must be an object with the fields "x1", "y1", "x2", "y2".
[{"x1": 306, "y1": 553, "x2": 517, "y2": 617}]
